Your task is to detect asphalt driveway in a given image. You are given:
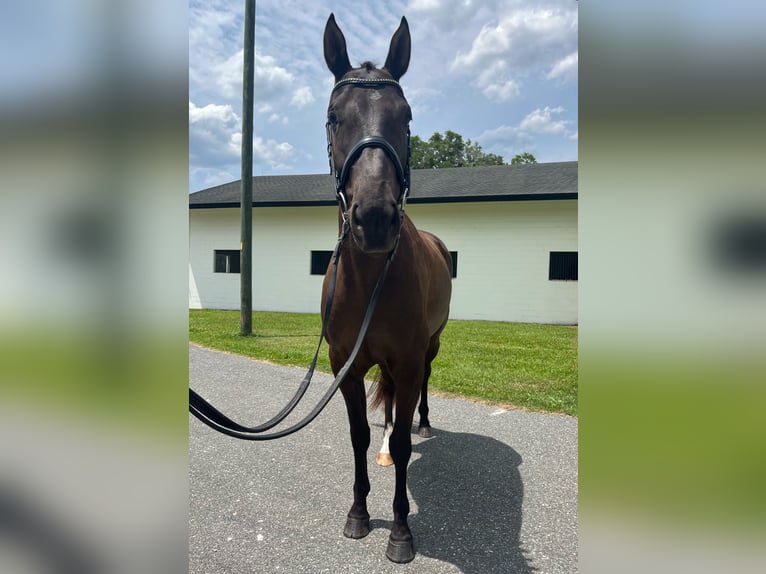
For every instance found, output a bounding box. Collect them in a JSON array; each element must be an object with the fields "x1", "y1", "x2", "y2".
[{"x1": 189, "y1": 344, "x2": 577, "y2": 573}]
